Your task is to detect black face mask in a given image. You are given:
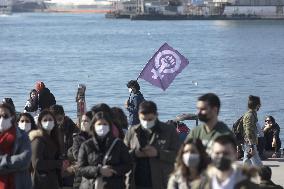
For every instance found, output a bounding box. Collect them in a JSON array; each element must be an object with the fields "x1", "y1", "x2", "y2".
[
  {"x1": 212, "y1": 156, "x2": 232, "y2": 171},
  {"x1": 198, "y1": 113, "x2": 210, "y2": 123}
]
